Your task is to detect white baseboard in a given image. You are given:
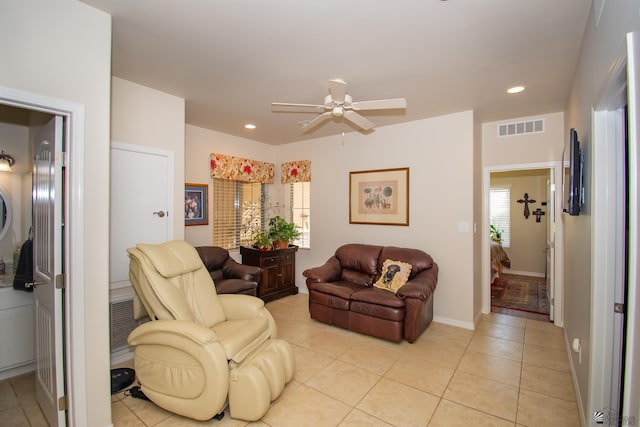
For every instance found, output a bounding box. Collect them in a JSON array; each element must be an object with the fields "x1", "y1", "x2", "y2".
[
  {"x1": 433, "y1": 315, "x2": 475, "y2": 330},
  {"x1": 110, "y1": 348, "x2": 134, "y2": 366},
  {"x1": 503, "y1": 268, "x2": 545, "y2": 278},
  {"x1": 0, "y1": 362, "x2": 35, "y2": 381}
]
